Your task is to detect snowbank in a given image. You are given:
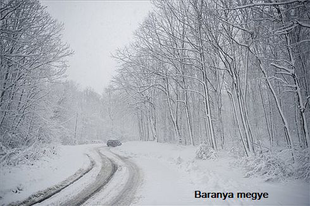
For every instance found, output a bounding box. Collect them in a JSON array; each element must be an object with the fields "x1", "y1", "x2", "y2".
[
  {"x1": 0, "y1": 144, "x2": 101, "y2": 205},
  {"x1": 112, "y1": 141, "x2": 309, "y2": 205}
]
